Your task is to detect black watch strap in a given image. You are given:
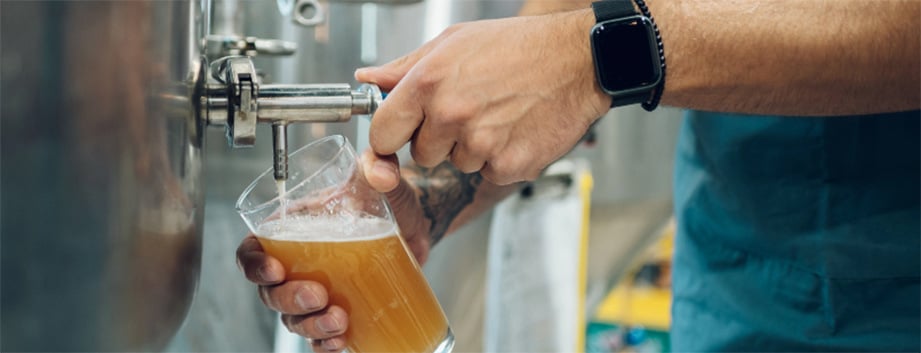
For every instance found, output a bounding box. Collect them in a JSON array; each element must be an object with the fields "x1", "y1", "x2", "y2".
[{"x1": 592, "y1": 0, "x2": 636, "y2": 21}]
